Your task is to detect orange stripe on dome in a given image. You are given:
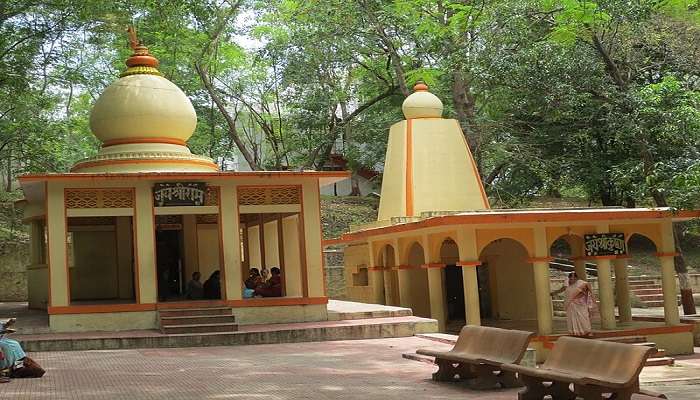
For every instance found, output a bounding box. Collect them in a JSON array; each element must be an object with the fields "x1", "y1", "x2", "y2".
[
  {"x1": 70, "y1": 158, "x2": 219, "y2": 172},
  {"x1": 102, "y1": 137, "x2": 188, "y2": 147}
]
